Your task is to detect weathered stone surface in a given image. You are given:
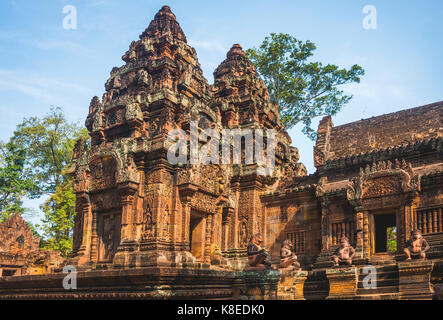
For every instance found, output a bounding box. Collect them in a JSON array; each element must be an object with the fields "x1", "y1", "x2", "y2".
[
  {"x1": 0, "y1": 214, "x2": 63, "y2": 277},
  {"x1": 322, "y1": 102, "x2": 442, "y2": 162},
  {"x1": 277, "y1": 269, "x2": 308, "y2": 300},
  {"x1": 326, "y1": 267, "x2": 358, "y2": 299},
  {"x1": 398, "y1": 260, "x2": 434, "y2": 299},
  {"x1": 0, "y1": 5, "x2": 442, "y2": 300},
  {"x1": 68, "y1": 5, "x2": 305, "y2": 272}
]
